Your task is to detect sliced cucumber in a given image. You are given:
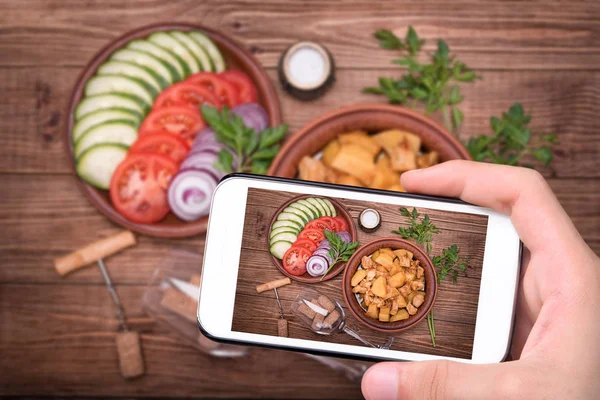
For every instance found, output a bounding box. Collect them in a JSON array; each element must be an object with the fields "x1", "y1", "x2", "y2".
[
  {"x1": 276, "y1": 212, "x2": 306, "y2": 229},
  {"x1": 75, "y1": 93, "x2": 146, "y2": 120},
  {"x1": 111, "y1": 48, "x2": 177, "y2": 85},
  {"x1": 306, "y1": 198, "x2": 326, "y2": 217},
  {"x1": 72, "y1": 108, "x2": 141, "y2": 143},
  {"x1": 289, "y1": 202, "x2": 317, "y2": 221},
  {"x1": 297, "y1": 199, "x2": 320, "y2": 219},
  {"x1": 75, "y1": 143, "x2": 128, "y2": 189},
  {"x1": 126, "y1": 39, "x2": 187, "y2": 80},
  {"x1": 270, "y1": 240, "x2": 293, "y2": 260},
  {"x1": 271, "y1": 231, "x2": 298, "y2": 244},
  {"x1": 321, "y1": 198, "x2": 337, "y2": 217},
  {"x1": 74, "y1": 120, "x2": 138, "y2": 159},
  {"x1": 269, "y1": 226, "x2": 298, "y2": 239},
  {"x1": 188, "y1": 31, "x2": 226, "y2": 72},
  {"x1": 170, "y1": 31, "x2": 212, "y2": 72},
  {"x1": 282, "y1": 206, "x2": 309, "y2": 225},
  {"x1": 148, "y1": 32, "x2": 200, "y2": 74},
  {"x1": 84, "y1": 75, "x2": 155, "y2": 108},
  {"x1": 97, "y1": 60, "x2": 165, "y2": 92},
  {"x1": 272, "y1": 219, "x2": 302, "y2": 232},
  {"x1": 315, "y1": 198, "x2": 332, "y2": 217}
]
